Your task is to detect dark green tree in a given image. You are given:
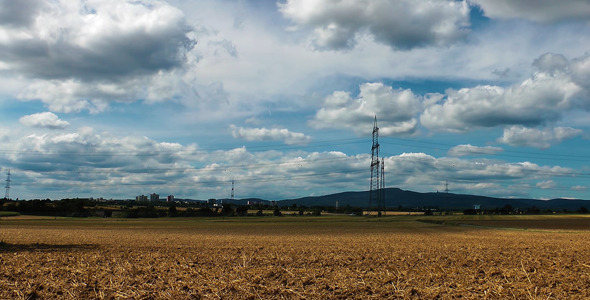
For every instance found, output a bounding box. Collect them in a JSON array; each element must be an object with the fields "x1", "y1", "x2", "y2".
[
  {"x1": 273, "y1": 208, "x2": 282, "y2": 216},
  {"x1": 235, "y1": 206, "x2": 248, "y2": 216},
  {"x1": 168, "y1": 204, "x2": 178, "y2": 217},
  {"x1": 221, "y1": 204, "x2": 235, "y2": 216}
]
